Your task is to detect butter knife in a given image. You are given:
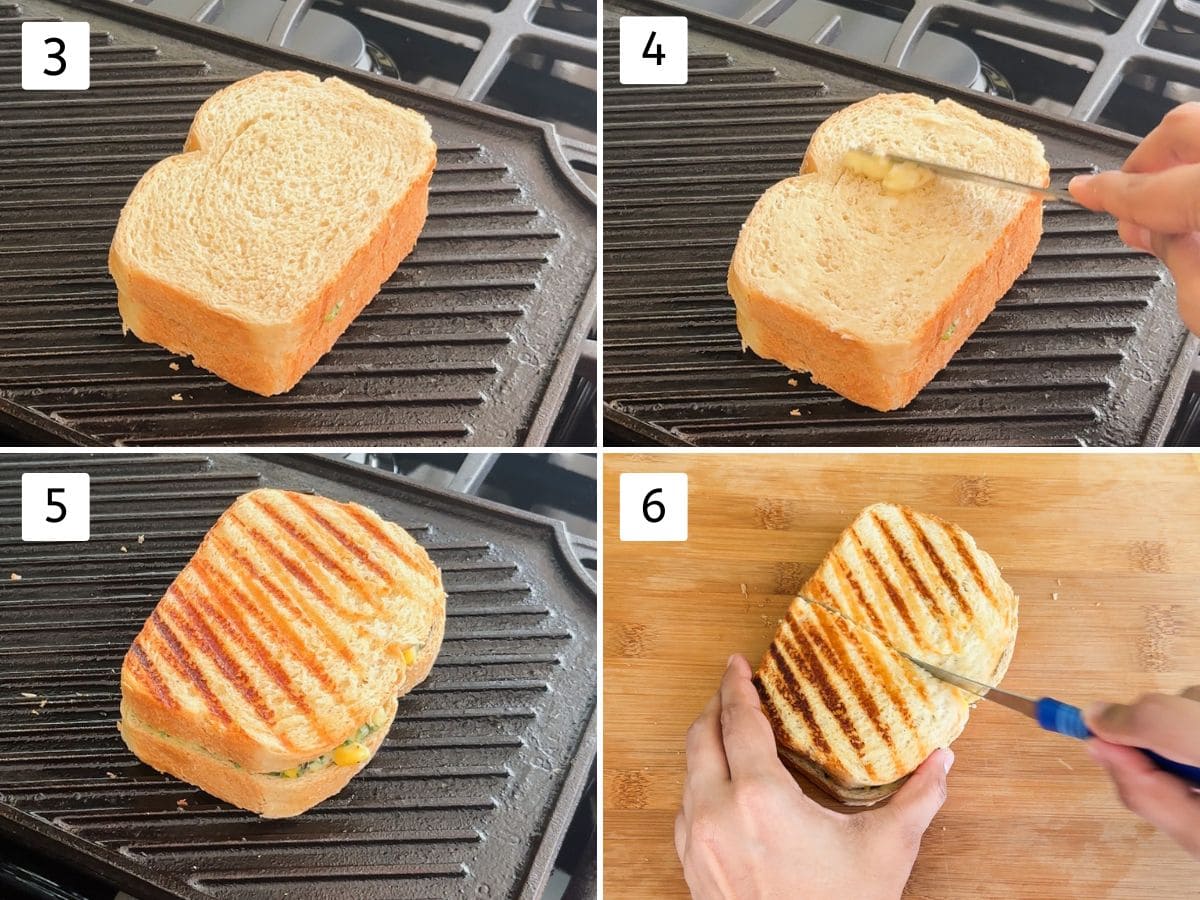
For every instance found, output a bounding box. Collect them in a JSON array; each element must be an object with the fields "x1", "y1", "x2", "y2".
[{"x1": 879, "y1": 152, "x2": 1083, "y2": 206}]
